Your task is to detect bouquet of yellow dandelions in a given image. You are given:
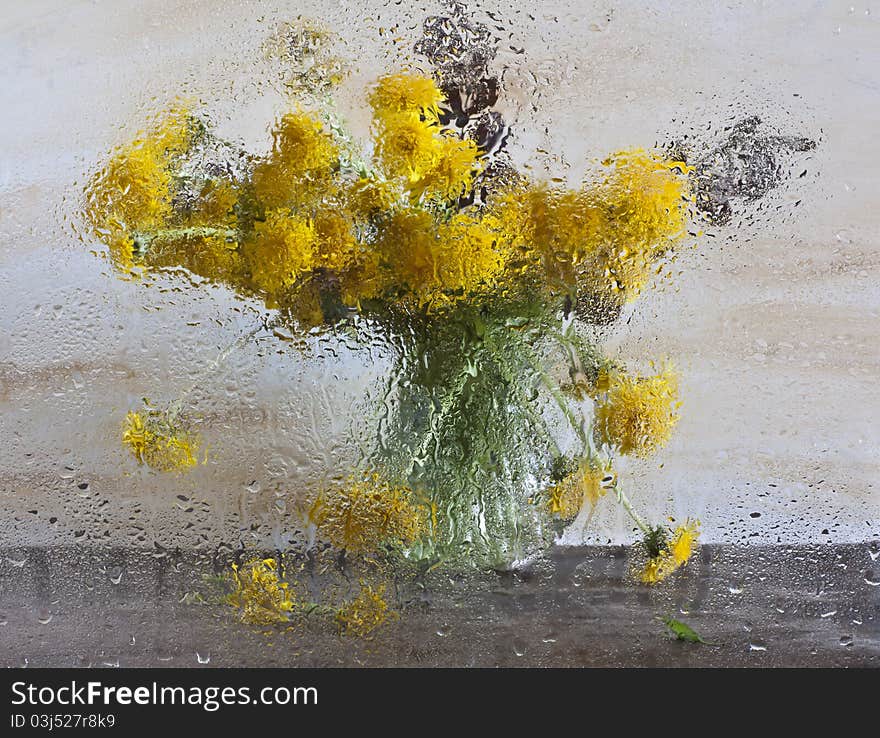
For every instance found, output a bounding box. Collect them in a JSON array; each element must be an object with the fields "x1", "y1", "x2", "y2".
[{"x1": 85, "y1": 27, "x2": 701, "y2": 586}]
